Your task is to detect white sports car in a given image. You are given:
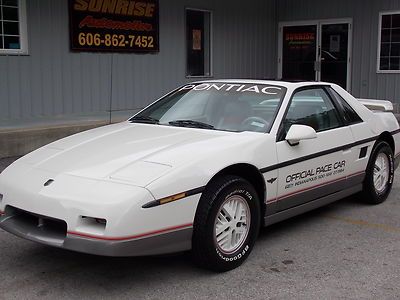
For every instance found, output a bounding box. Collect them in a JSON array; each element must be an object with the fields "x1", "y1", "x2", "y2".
[{"x1": 0, "y1": 80, "x2": 399, "y2": 272}]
